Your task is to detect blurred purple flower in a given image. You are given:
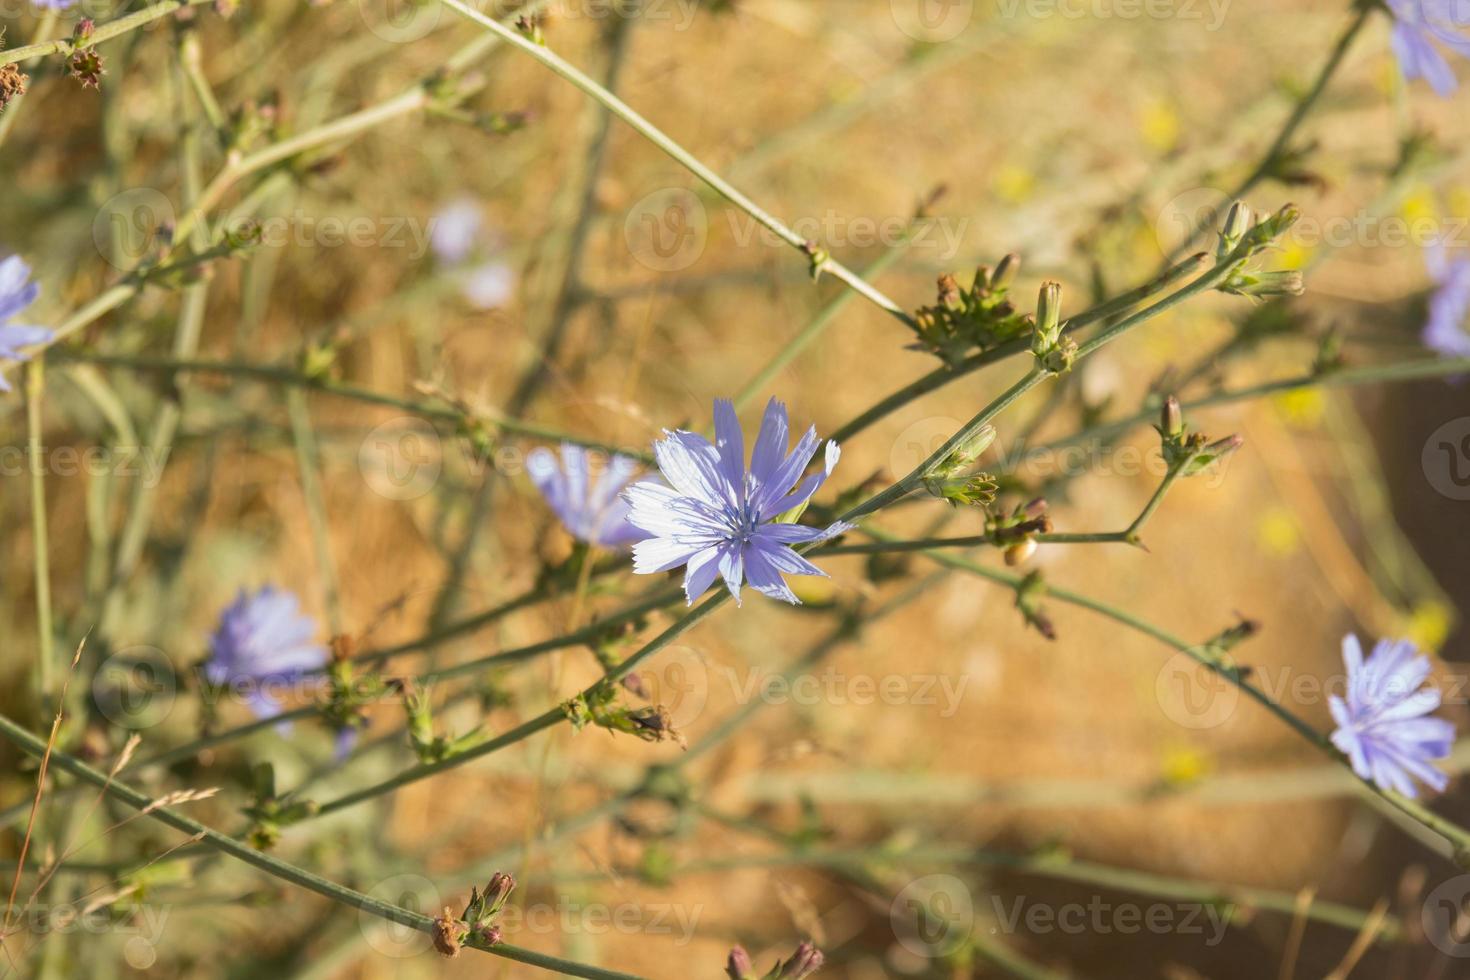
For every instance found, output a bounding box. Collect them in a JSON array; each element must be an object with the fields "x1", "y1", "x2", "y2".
[
  {"x1": 1423, "y1": 245, "x2": 1470, "y2": 358},
  {"x1": 459, "y1": 261, "x2": 515, "y2": 310},
  {"x1": 1329, "y1": 634, "x2": 1455, "y2": 799},
  {"x1": 1388, "y1": 0, "x2": 1470, "y2": 97},
  {"x1": 333, "y1": 727, "x2": 360, "y2": 761},
  {"x1": 429, "y1": 198, "x2": 483, "y2": 265},
  {"x1": 204, "y1": 587, "x2": 328, "y2": 722},
  {"x1": 528, "y1": 443, "x2": 648, "y2": 548},
  {"x1": 624, "y1": 398, "x2": 851, "y2": 606},
  {"x1": 0, "y1": 256, "x2": 54, "y2": 393}
]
